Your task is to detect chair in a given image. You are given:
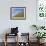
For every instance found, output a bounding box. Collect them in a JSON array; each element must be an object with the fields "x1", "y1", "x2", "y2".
[
  {"x1": 4, "y1": 27, "x2": 19, "y2": 46},
  {"x1": 18, "y1": 33, "x2": 30, "y2": 46}
]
